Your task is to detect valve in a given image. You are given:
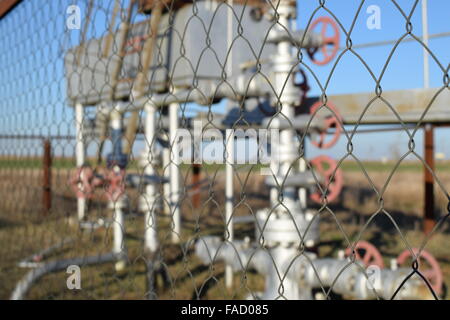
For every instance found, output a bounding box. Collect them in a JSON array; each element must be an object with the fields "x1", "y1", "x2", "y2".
[
  {"x1": 310, "y1": 155, "x2": 343, "y2": 203},
  {"x1": 293, "y1": 68, "x2": 310, "y2": 107},
  {"x1": 307, "y1": 16, "x2": 340, "y2": 66},
  {"x1": 125, "y1": 34, "x2": 149, "y2": 55},
  {"x1": 105, "y1": 168, "x2": 126, "y2": 202},
  {"x1": 70, "y1": 166, "x2": 104, "y2": 199},
  {"x1": 310, "y1": 100, "x2": 342, "y2": 149},
  {"x1": 396, "y1": 248, "x2": 444, "y2": 296},
  {"x1": 345, "y1": 240, "x2": 385, "y2": 268}
]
